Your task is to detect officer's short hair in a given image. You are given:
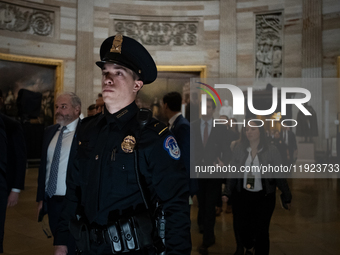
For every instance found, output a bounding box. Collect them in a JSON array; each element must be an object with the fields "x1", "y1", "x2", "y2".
[
  {"x1": 59, "y1": 92, "x2": 82, "y2": 110},
  {"x1": 163, "y1": 92, "x2": 182, "y2": 112}
]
